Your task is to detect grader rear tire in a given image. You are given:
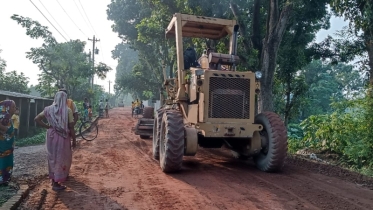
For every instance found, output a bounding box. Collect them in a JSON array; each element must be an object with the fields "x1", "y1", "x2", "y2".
[
  {"x1": 254, "y1": 112, "x2": 287, "y2": 172},
  {"x1": 143, "y1": 106, "x2": 154, "y2": 119},
  {"x1": 159, "y1": 111, "x2": 184, "y2": 173},
  {"x1": 152, "y1": 109, "x2": 164, "y2": 160}
]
